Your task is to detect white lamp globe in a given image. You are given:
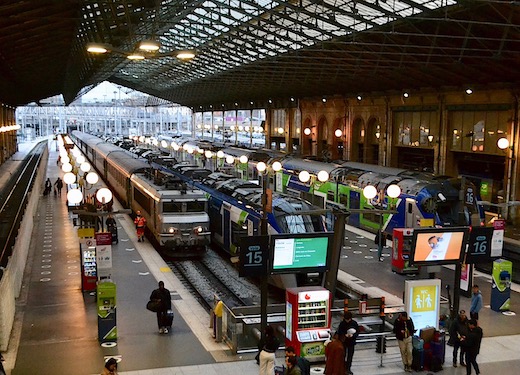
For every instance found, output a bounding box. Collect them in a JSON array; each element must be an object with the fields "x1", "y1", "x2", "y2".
[
  {"x1": 387, "y1": 184, "x2": 401, "y2": 198},
  {"x1": 299, "y1": 170, "x2": 310, "y2": 183},
  {"x1": 272, "y1": 161, "x2": 282, "y2": 172},
  {"x1": 257, "y1": 162, "x2": 267, "y2": 173},
  {"x1": 80, "y1": 162, "x2": 91, "y2": 173},
  {"x1": 61, "y1": 163, "x2": 73, "y2": 173},
  {"x1": 187, "y1": 147, "x2": 194, "y2": 154},
  {"x1": 497, "y1": 137, "x2": 510, "y2": 150},
  {"x1": 335, "y1": 129, "x2": 343, "y2": 137},
  {"x1": 59, "y1": 150, "x2": 68, "y2": 159},
  {"x1": 60, "y1": 155, "x2": 70, "y2": 164},
  {"x1": 67, "y1": 188, "x2": 83, "y2": 205},
  {"x1": 76, "y1": 155, "x2": 86, "y2": 165},
  {"x1": 239, "y1": 155, "x2": 249, "y2": 164},
  {"x1": 363, "y1": 185, "x2": 378, "y2": 199},
  {"x1": 173, "y1": 144, "x2": 179, "y2": 151},
  {"x1": 71, "y1": 148, "x2": 80, "y2": 157},
  {"x1": 205, "y1": 150, "x2": 213, "y2": 158},
  {"x1": 161, "y1": 140, "x2": 168, "y2": 148},
  {"x1": 226, "y1": 155, "x2": 235, "y2": 164},
  {"x1": 317, "y1": 170, "x2": 329, "y2": 182},
  {"x1": 86, "y1": 172, "x2": 99, "y2": 185},
  {"x1": 63, "y1": 172, "x2": 76, "y2": 185},
  {"x1": 139, "y1": 136, "x2": 145, "y2": 143},
  {"x1": 96, "y1": 188, "x2": 113, "y2": 204},
  {"x1": 217, "y1": 150, "x2": 225, "y2": 159},
  {"x1": 304, "y1": 128, "x2": 311, "y2": 136}
]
